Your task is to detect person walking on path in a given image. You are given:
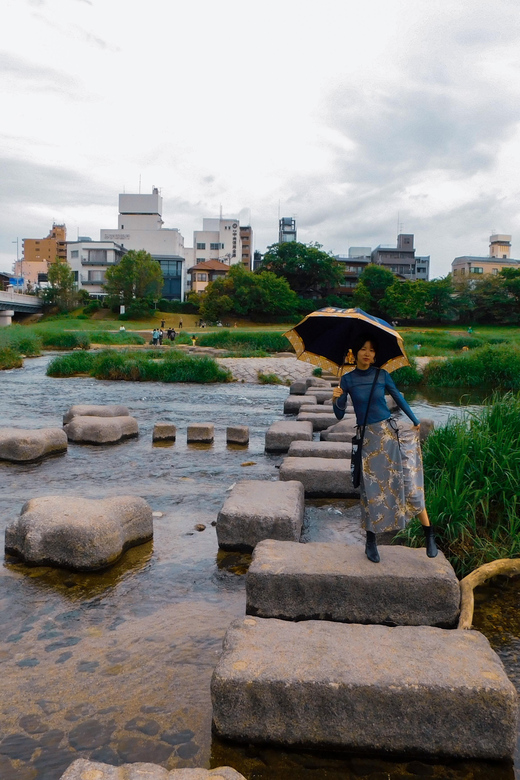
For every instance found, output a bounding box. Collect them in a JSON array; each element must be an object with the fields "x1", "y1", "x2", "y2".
[{"x1": 332, "y1": 334, "x2": 437, "y2": 563}]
